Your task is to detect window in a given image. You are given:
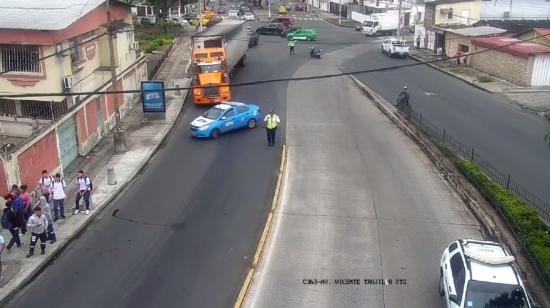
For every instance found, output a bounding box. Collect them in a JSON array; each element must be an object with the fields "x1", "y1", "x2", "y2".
[
  {"x1": 69, "y1": 38, "x2": 83, "y2": 65},
  {"x1": 465, "y1": 281, "x2": 528, "y2": 308},
  {"x1": 0, "y1": 44, "x2": 41, "y2": 73},
  {"x1": 450, "y1": 253, "x2": 465, "y2": 304},
  {"x1": 448, "y1": 242, "x2": 458, "y2": 253},
  {"x1": 223, "y1": 109, "x2": 235, "y2": 118},
  {"x1": 447, "y1": 8, "x2": 454, "y2": 20},
  {"x1": 237, "y1": 106, "x2": 248, "y2": 114}
]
